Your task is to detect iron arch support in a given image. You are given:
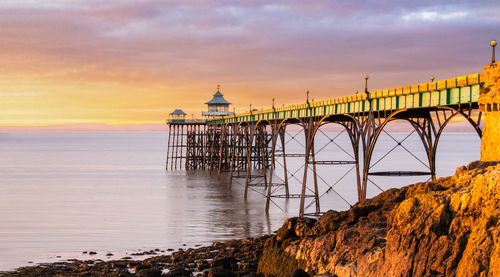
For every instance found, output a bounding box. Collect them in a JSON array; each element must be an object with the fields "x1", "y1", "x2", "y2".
[
  {"x1": 361, "y1": 109, "x2": 408, "y2": 201},
  {"x1": 428, "y1": 106, "x2": 482, "y2": 180},
  {"x1": 307, "y1": 115, "x2": 363, "y2": 204}
]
